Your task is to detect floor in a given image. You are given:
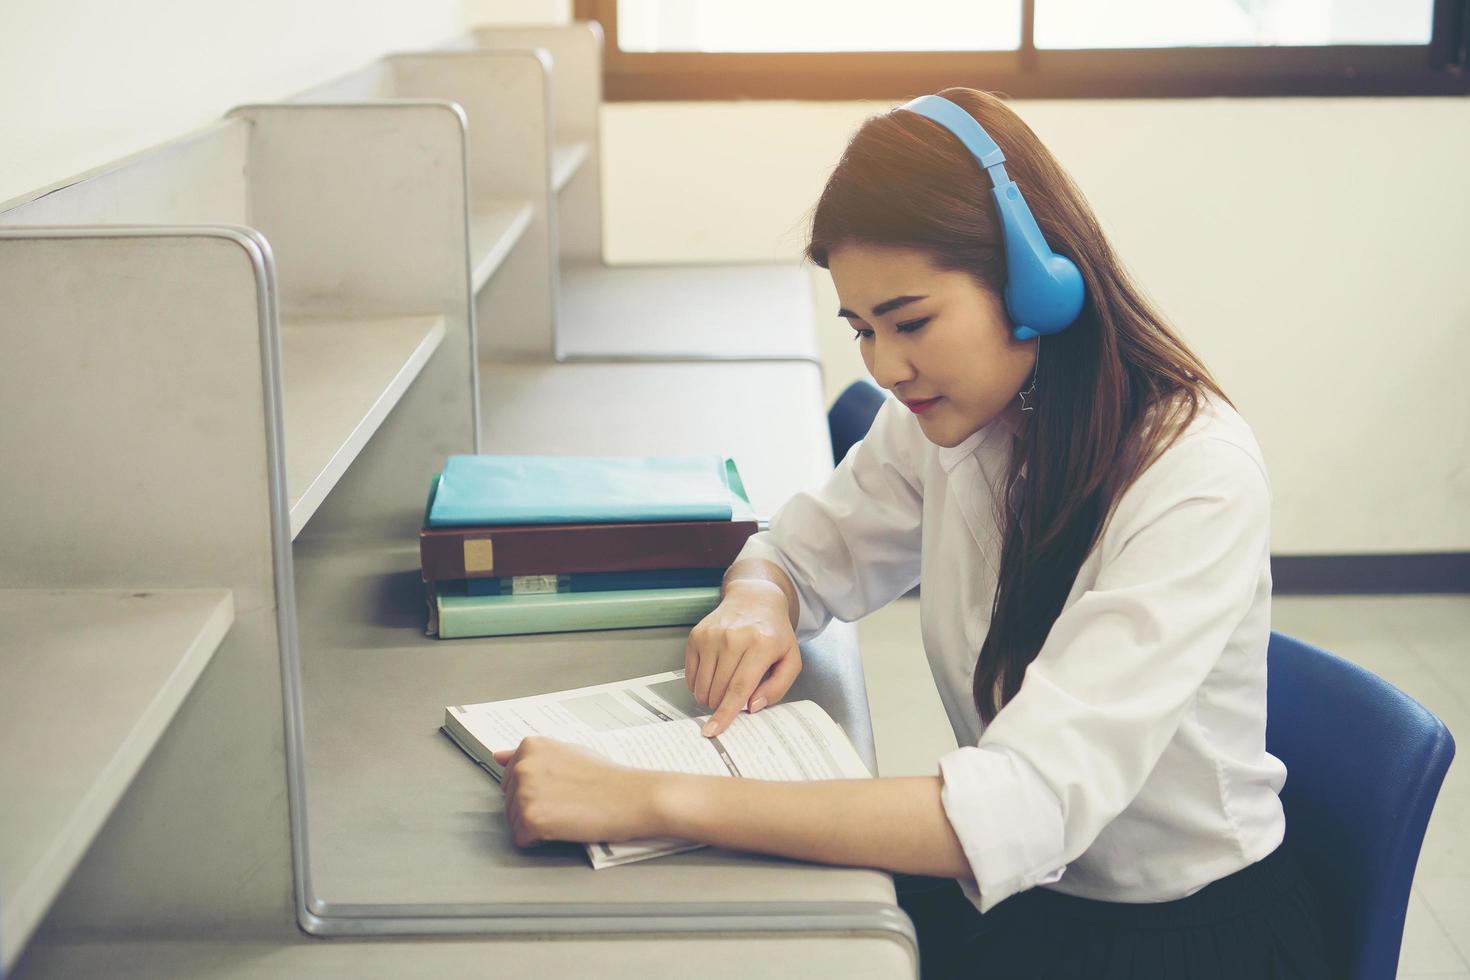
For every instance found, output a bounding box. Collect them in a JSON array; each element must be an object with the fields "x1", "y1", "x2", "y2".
[{"x1": 857, "y1": 594, "x2": 1470, "y2": 978}]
